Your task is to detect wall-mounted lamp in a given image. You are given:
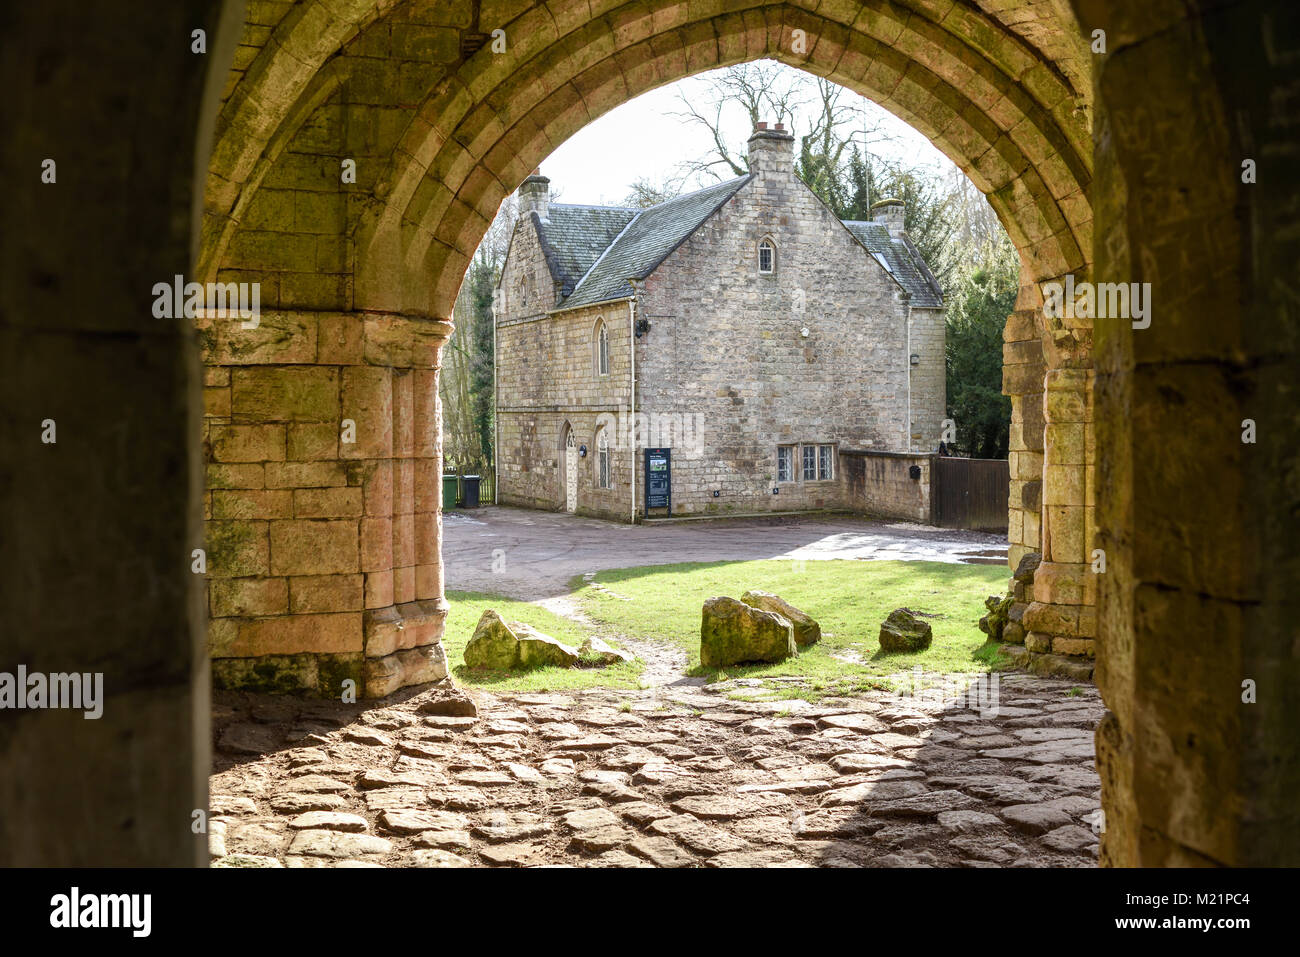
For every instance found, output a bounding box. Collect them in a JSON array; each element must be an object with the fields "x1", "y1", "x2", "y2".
[
  {"x1": 909, "y1": 354, "x2": 920, "y2": 366},
  {"x1": 908, "y1": 465, "x2": 922, "y2": 480},
  {"x1": 579, "y1": 445, "x2": 588, "y2": 458},
  {"x1": 635, "y1": 319, "x2": 651, "y2": 338}
]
